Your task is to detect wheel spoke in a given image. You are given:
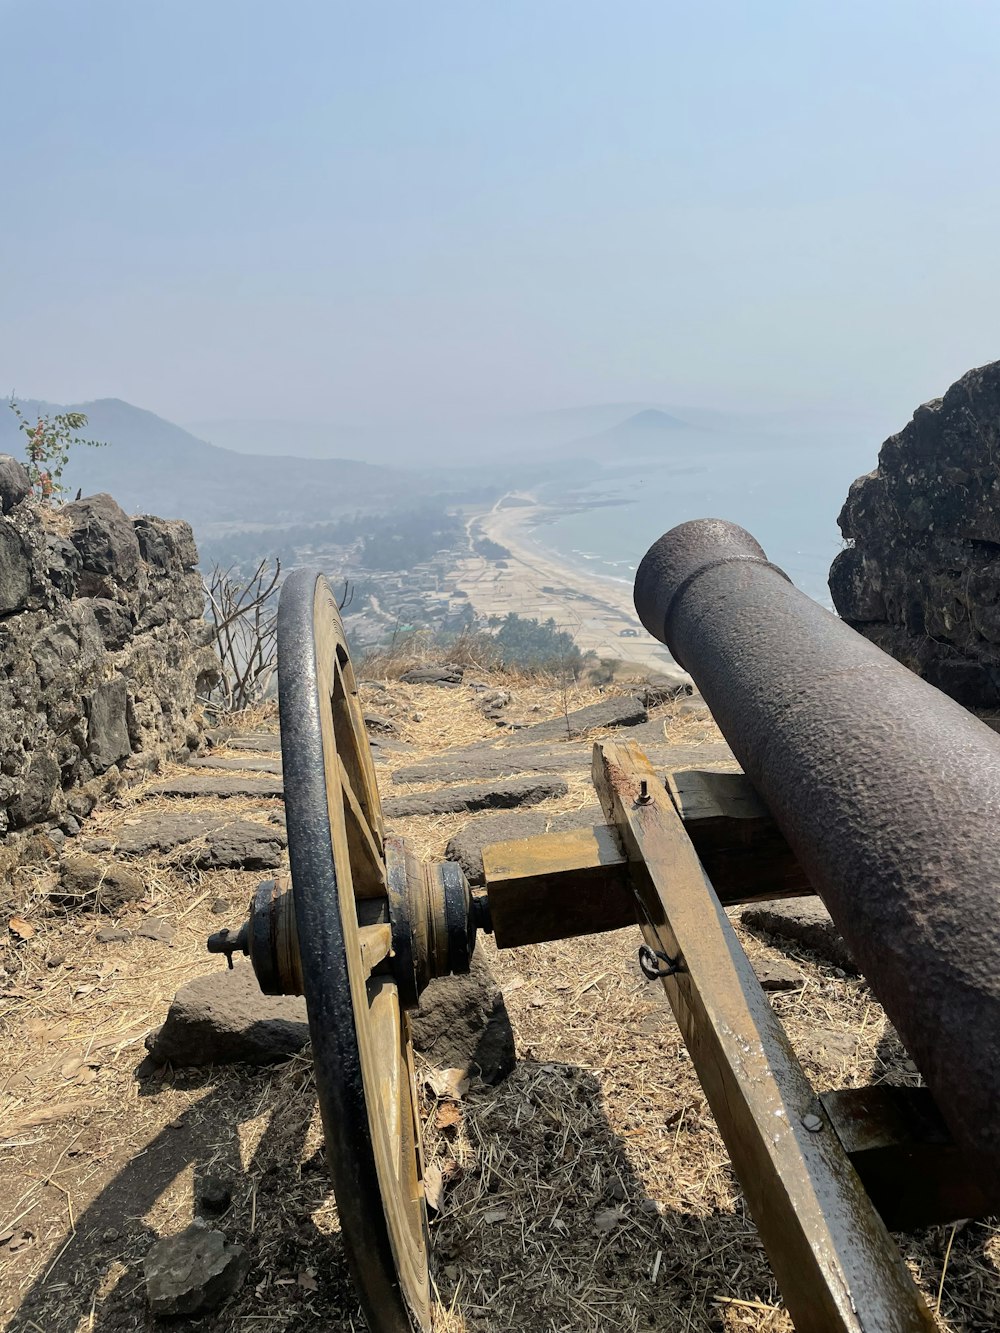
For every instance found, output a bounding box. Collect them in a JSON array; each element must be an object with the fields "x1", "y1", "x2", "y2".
[
  {"x1": 339, "y1": 753, "x2": 387, "y2": 897},
  {"x1": 359, "y1": 923, "x2": 393, "y2": 979}
]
